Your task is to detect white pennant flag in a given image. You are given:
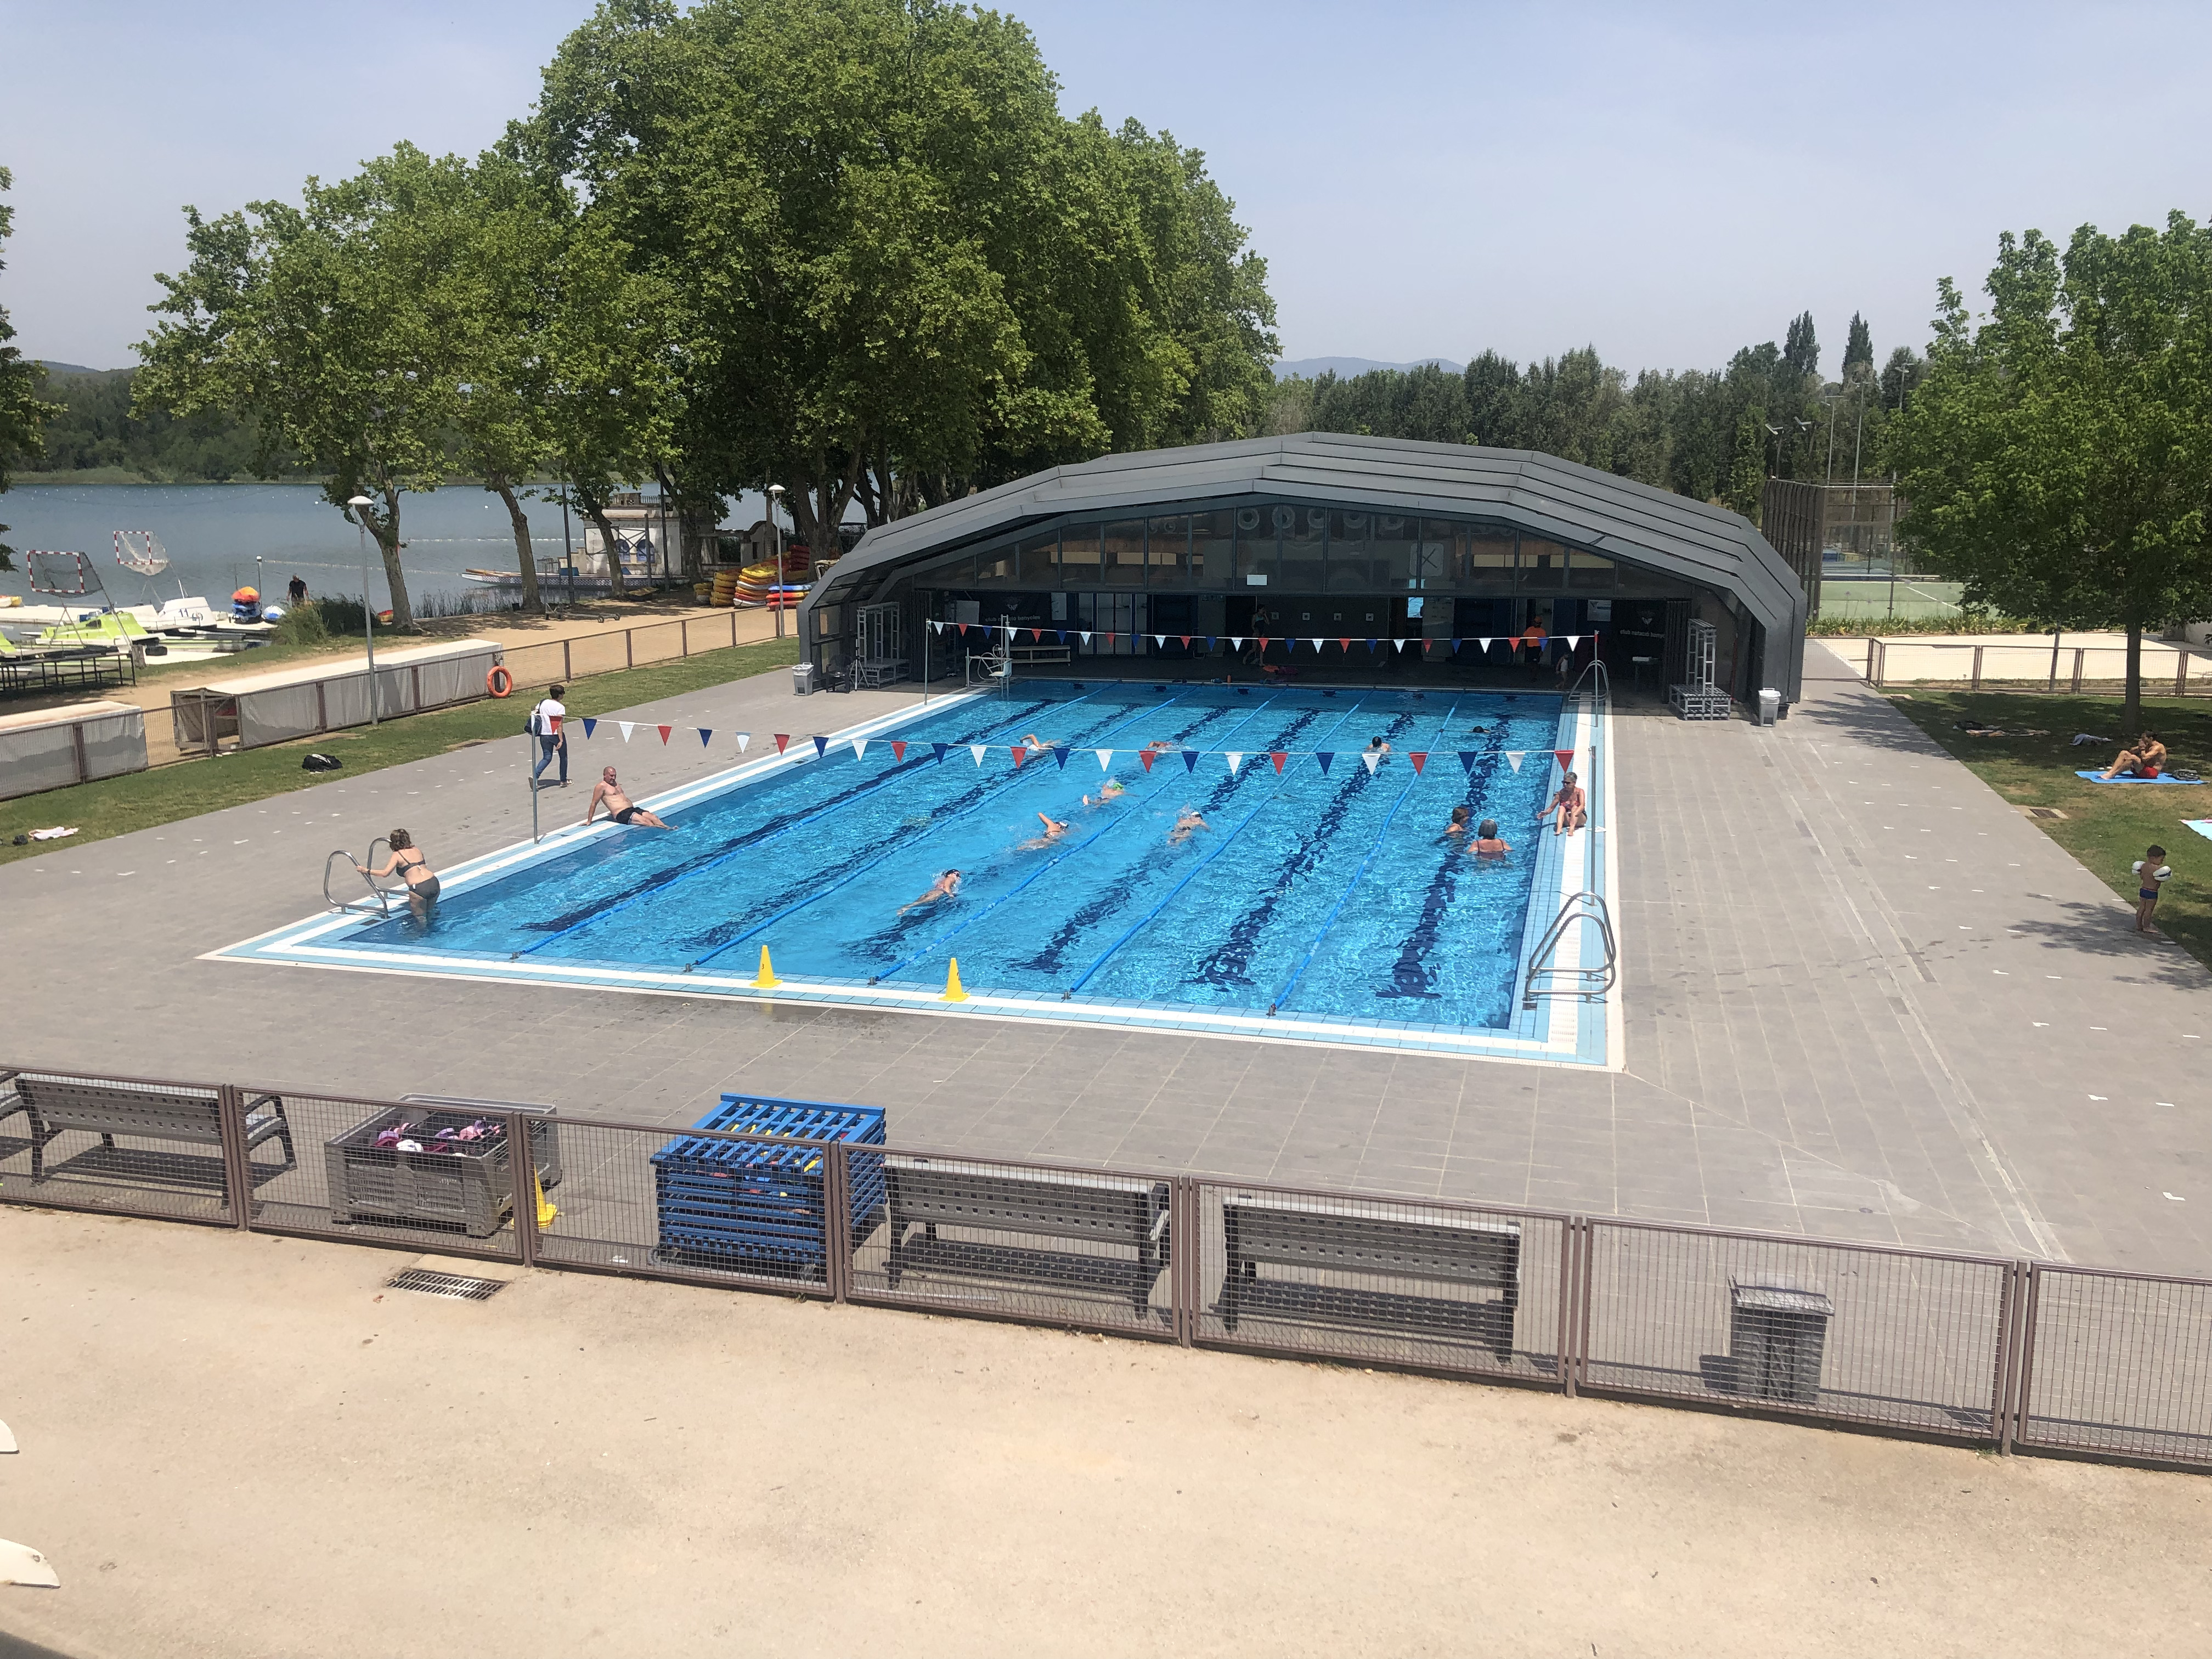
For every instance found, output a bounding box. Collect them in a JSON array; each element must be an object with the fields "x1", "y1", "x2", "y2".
[
  {"x1": 1080, "y1": 631, "x2": 1093, "y2": 646},
  {"x1": 1229, "y1": 636, "x2": 1244, "y2": 650},
  {"x1": 1505, "y1": 751, "x2": 1525, "y2": 772},
  {"x1": 1395, "y1": 637, "x2": 1411, "y2": 652},
  {"x1": 929, "y1": 619, "x2": 943, "y2": 633},
  {"x1": 1154, "y1": 634, "x2": 1167, "y2": 647},
  {"x1": 1362, "y1": 752, "x2": 1381, "y2": 775},
  {"x1": 736, "y1": 732, "x2": 751, "y2": 753},
  {"x1": 970, "y1": 744, "x2": 988, "y2": 766},
  {"x1": 1309, "y1": 637, "x2": 1325, "y2": 650},
  {"x1": 851, "y1": 738, "x2": 868, "y2": 760},
  {"x1": 618, "y1": 721, "x2": 634, "y2": 742},
  {"x1": 1477, "y1": 636, "x2": 1492, "y2": 651},
  {"x1": 1565, "y1": 634, "x2": 1581, "y2": 649},
  {"x1": 1094, "y1": 748, "x2": 1114, "y2": 771},
  {"x1": 1224, "y1": 752, "x2": 1243, "y2": 775}
]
